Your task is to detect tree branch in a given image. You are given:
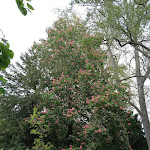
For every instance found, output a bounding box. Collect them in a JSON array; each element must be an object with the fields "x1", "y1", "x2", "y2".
[
  {"x1": 119, "y1": 75, "x2": 150, "y2": 82},
  {"x1": 128, "y1": 41, "x2": 150, "y2": 52},
  {"x1": 127, "y1": 100, "x2": 142, "y2": 117},
  {"x1": 0, "y1": 29, "x2": 5, "y2": 39},
  {"x1": 113, "y1": 38, "x2": 150, "y2": 59},
  {"x1": 114, "y1": 38, "x2": 128, "y2": 47},
  {"x1": 135, "y1": 47, "x2": 150, "y2": 59},
  {"x1": 133, "y1": 0, "x2": 146, "y2": 7}
]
